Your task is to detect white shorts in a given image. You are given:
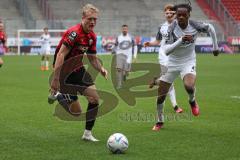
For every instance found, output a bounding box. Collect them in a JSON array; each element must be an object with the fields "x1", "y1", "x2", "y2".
[
  {"x1": 41, "y1": 46, "x2": 51, "y2": 55},
  {"x1": 160, "y1": 64, "x2": 196, "y2": 84},
  {"x1": 116, "y1": 54, "x2": 131, "y2": 71}
]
